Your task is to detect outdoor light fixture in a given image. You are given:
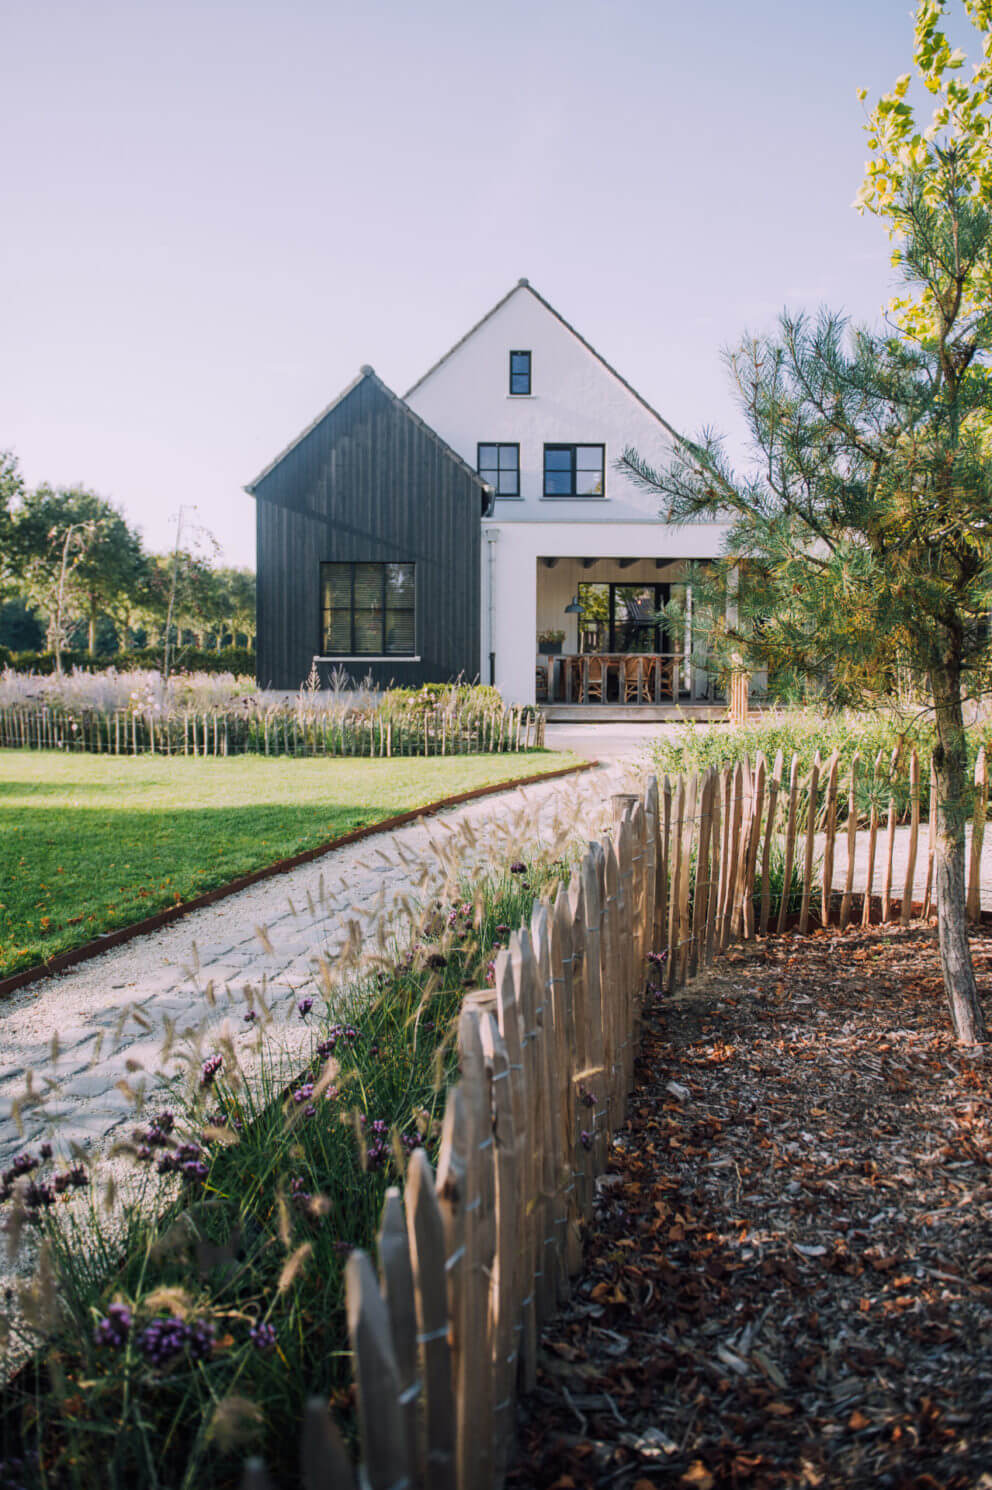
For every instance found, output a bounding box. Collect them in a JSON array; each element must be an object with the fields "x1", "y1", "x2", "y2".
[{"x1": 564, "y1": 595, "x2": 583, "y2": 614}]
